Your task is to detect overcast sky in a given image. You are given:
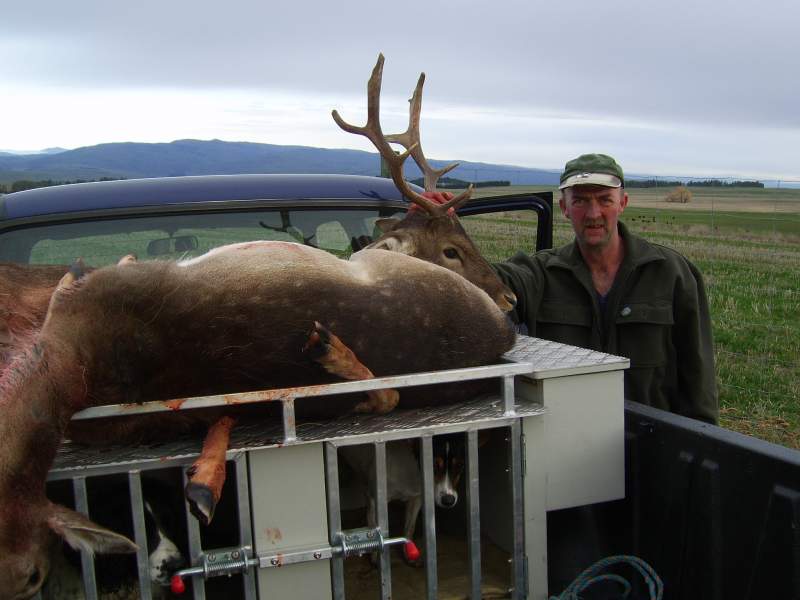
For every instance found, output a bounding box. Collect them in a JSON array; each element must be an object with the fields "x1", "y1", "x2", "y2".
[{"x1": 2, "y1": 0, "x2": 798, "y2": 180}]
